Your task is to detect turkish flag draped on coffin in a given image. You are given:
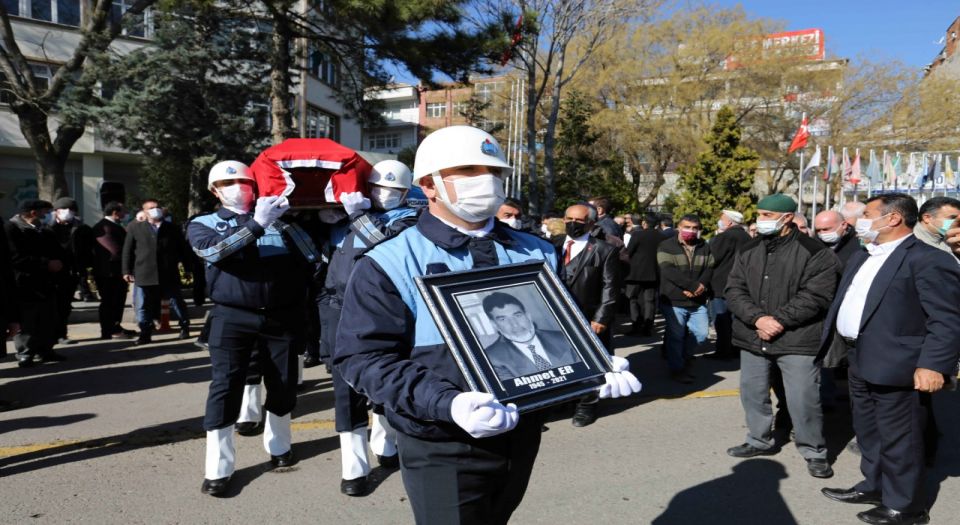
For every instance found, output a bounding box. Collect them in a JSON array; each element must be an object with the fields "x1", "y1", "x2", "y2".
[{"x1": 249, "y1": 138, "x2": 373, "y2": 207}]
